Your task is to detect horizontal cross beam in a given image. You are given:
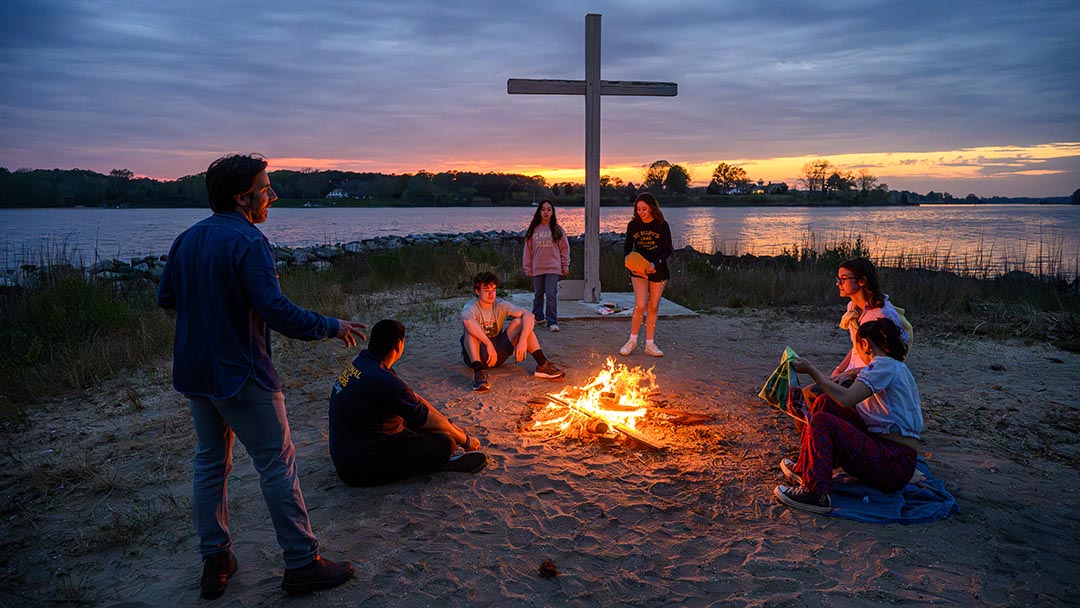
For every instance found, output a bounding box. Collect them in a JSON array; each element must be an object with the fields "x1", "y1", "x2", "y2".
[{"x1": 507, "y1": 78, "x2": 677, "y2": 97}]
